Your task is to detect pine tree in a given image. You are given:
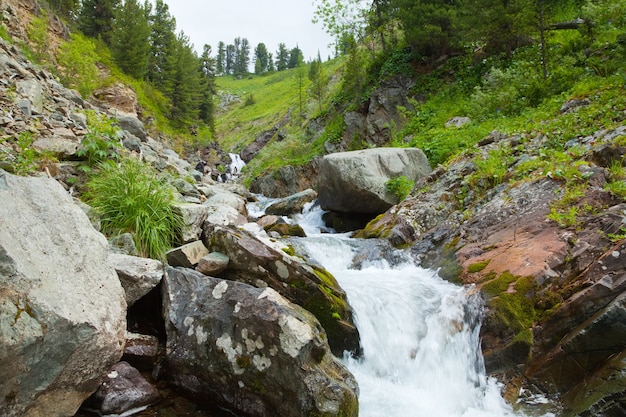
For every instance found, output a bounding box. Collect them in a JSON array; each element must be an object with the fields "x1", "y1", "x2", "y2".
[
  {"x1": 308, "y1": 52, "x2": 328, "y2": 113},
  {"x1": 254, "y1": 42, "x2": 269, "y2": 74},
  {"x1": 198, "y1": 44, "x2": 216, "y2": 131},
  {"x1": 78, "y1": 0, "x2": 119, "y2": 45},
  {"x1": 47, "y1": 0, "x2": 79, "y2": 21},
  {"x1": 288, "y1": 46, "x2": 304, "y2": 69},
  {"x1": 111, "y1": 0, "x2": 151, "y2": 79},
  {"x1": 168, "y1": 32, "x2": 202, "y2": 126},
  {"x1": 461, "y1": 0, "x2": 535, "y2": 59},
  {"x1": 147, "y1": 0, "x2": 177, "y2": 91},
  {"x1": 216, "y1": 41, "x2": 226, "y2": 75},
  {"x1": 225, "y1": 44, "x2": 235, "y2": 74},
  {"x1": 233, "y1": 37, "x2": 250, "y2": 75},
  {"x1": 392, "y1": 0, "x2": 460, "y2": 60},
  {"x1": 276, "y1": 43, "x2": 289, "y2": 71}
]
